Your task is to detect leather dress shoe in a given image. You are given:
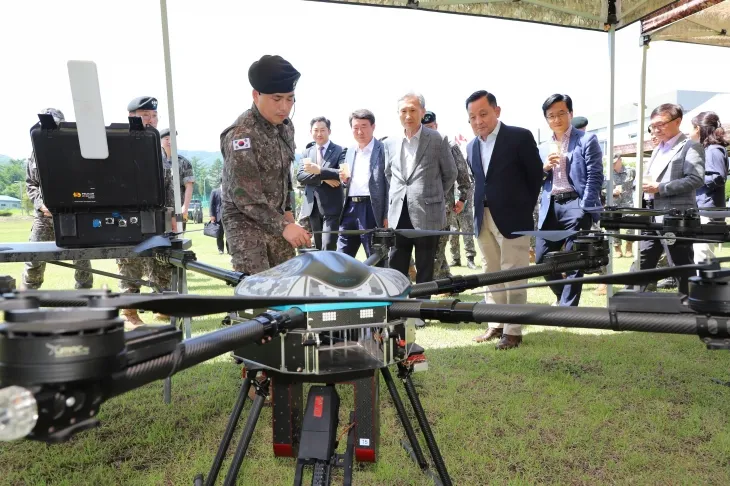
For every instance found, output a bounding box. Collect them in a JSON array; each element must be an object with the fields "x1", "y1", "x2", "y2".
[
  {"x1": 496, "y1": 334, "x2": 522, "y2": 350},
  {"x1": 472, "y1": 327, "x2": 503, "y2": 343}
]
